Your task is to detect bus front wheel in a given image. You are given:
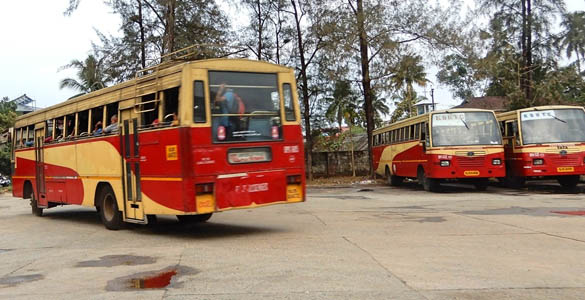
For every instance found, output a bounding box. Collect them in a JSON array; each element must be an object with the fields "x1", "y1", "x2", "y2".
[
  {"x1": 98, "y1": 186, "x2": 124, "y2": 230},
  {"x1": 558, "y1": 175, "x2": 580, "y2": 189},
  {"x1": 420, "y1": 171, "x2": 440, "y2": 192},
  {"x1": 177, "y1": 213, "x2": 213, "y2": 224}
]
